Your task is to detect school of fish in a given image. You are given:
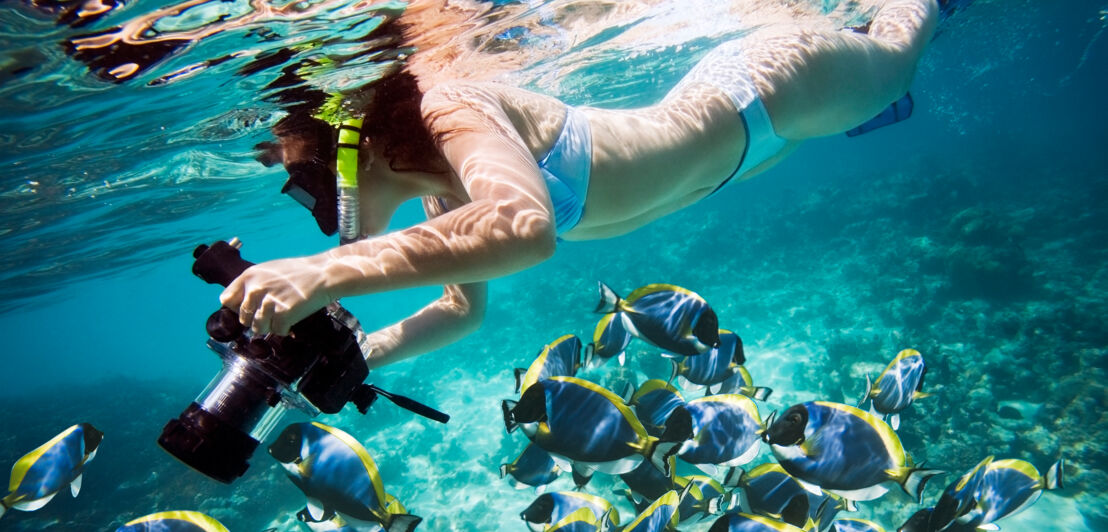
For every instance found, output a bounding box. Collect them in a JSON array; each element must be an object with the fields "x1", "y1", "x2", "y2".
[{"x1": 0, "y1": 281, "x2": 1065, "y2": 531}]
